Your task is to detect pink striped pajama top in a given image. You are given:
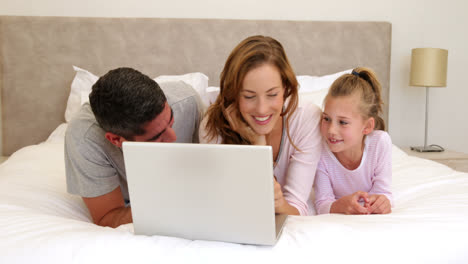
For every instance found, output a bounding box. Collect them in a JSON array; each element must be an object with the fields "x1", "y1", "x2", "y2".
[{"x1": 314, "y1": 130, "x2": 393, "y2": 214}]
